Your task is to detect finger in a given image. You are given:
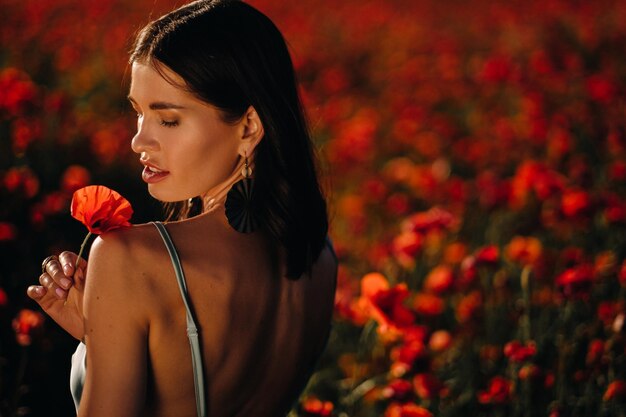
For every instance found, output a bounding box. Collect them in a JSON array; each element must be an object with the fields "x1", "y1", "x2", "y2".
[
  {"x1": 45, "y1": 258, "x2": 73, "y2": 290},
  {"x1": 27, "y1": 285, "x2": 46, "y2": 301},
  {"x1": 58, "y1": 251, "x2": 77, "y2": 276},
  {"x1": 40, "y1": 272, "x2": 67, "y2": 300},
  {"x1": 59, "y1": 251, "x2": 87, "y2": 276}
]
